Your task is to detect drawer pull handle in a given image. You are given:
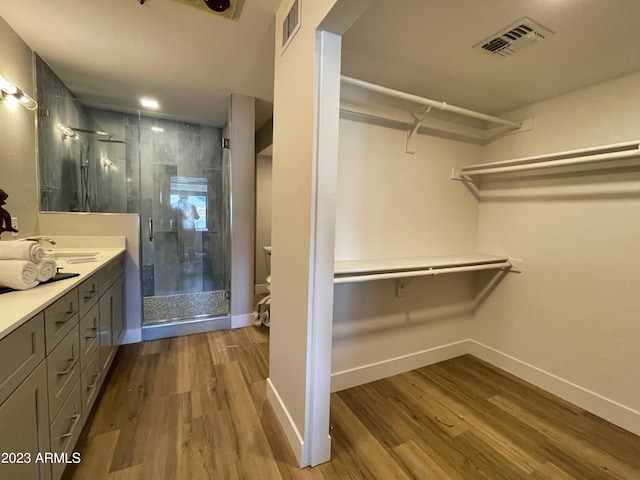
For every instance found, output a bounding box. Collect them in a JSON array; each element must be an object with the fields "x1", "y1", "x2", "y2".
[
  {"x1": 87, "y1": 372, "x2": 100, "y2": 390},
  {"x1": 55, "y1": 310, "x2": 78, "y2": 325},
  {"x1": 83, "y1": 290, "x2": 98, "y2": 300},
  {"x1": 60, "y1": 414, "x2": 82, "y2": 439},
  {"x1": 84, "y1": 327, "x2": 98, "y2": 339},
  {"x1": 57, "y1": 358, "x2": 77, "y2": 376}
]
